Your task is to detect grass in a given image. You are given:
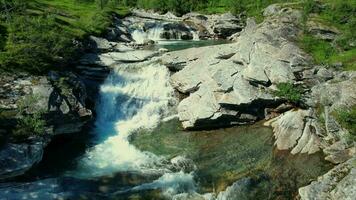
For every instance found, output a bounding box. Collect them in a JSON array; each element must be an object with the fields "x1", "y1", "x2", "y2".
[
  {"x1": 28, "y1": 0, "x2": 130, "y2": 38},
  {"x1": 333, "y1": 106, "x2": 356, "y2": 137},
  {"x1": 12, "y1": 94, "x2": 47, "y2": 140},
  {"x1": 298, "y1": 0, "x2": 356, "y2": 70},
  {"x1": 0, "y1": 0, "x2": 130, "y2": 74}
]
